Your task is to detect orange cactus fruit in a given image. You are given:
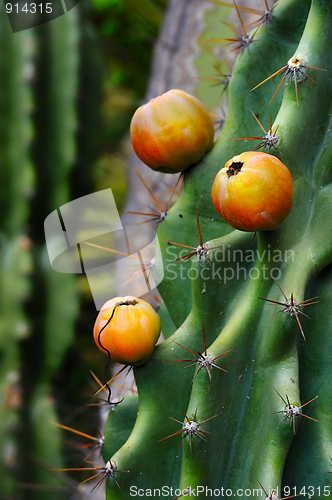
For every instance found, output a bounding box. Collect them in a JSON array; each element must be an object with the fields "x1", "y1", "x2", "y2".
[
  {"x1": 211, "y1": 151, "x2": 293, "y2": 232},
  {"x1": 93, "y1": 296, "x2": 161, "y2": 366},
  {"x1": 130, "y1": 89, "x2": 215, "y2": 173}
]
